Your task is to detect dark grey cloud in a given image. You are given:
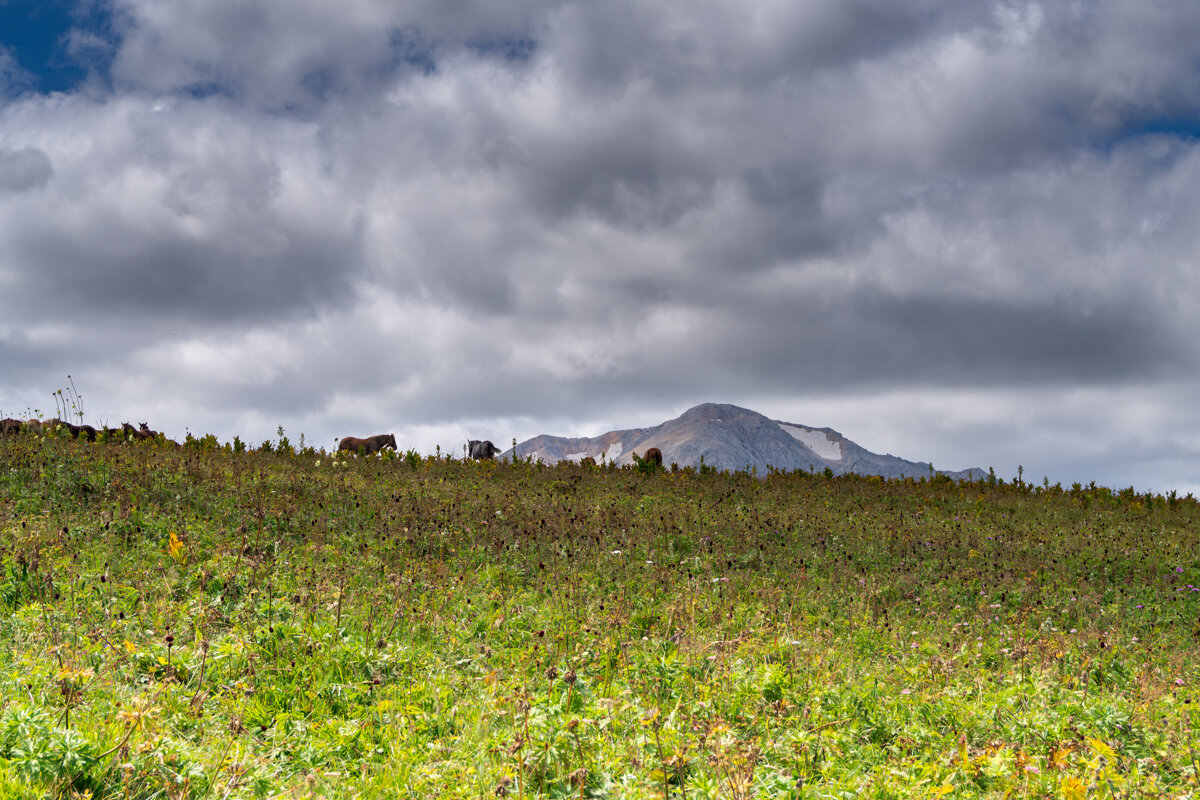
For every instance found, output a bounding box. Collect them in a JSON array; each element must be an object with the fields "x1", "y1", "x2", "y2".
[
  {"x1": 107, "y1": 2, "x2": 546, "y2": 112},
  {"x1": 721, "y1": 291, "x2": 1186, "y2": 390},
  {"x1": 0, "y1": 146, "x2": 52, "y2": 192},
  {"x1": 7, "y1": 209, "x2": 363, "y2": 326},
  {"x1": 0, "y1": 97, "x2": 365, "y2": 328},
  {"x1": 542, "y1": 2, "x2": 985, "y2": 96},
  {"x1": 517, "y1": 110, "x2": 717, "y2": 229}
]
